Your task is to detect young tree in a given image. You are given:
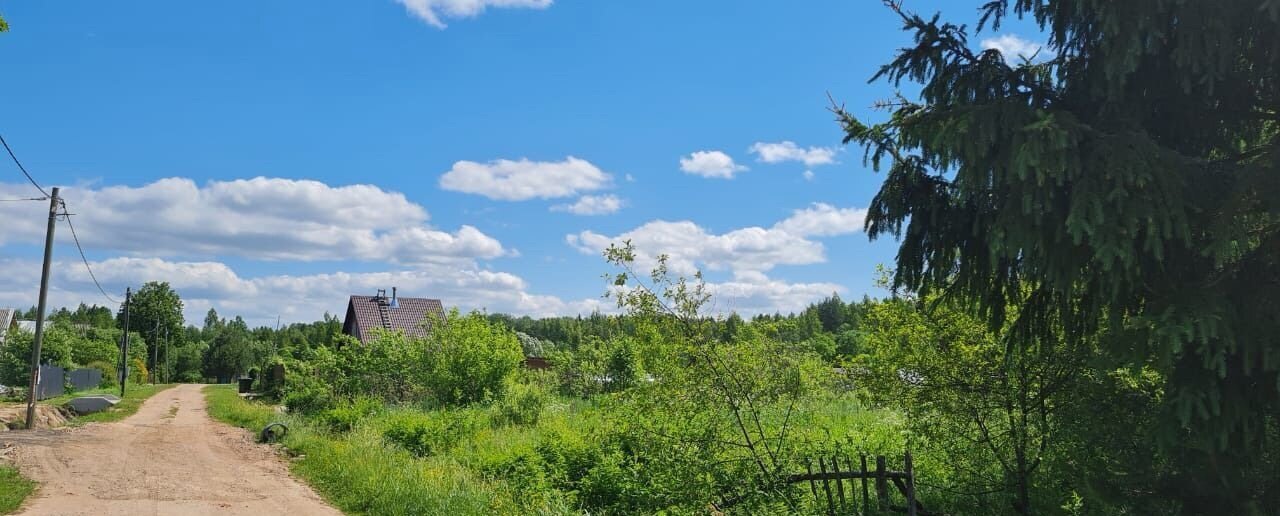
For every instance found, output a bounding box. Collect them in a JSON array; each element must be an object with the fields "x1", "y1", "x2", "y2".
[
  {"x1": 838, "y1": 1, "x2": 1279, "y2": 507},
  {"x1": 121, "y1": 281, "x2": 185, "y2": 377}
]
